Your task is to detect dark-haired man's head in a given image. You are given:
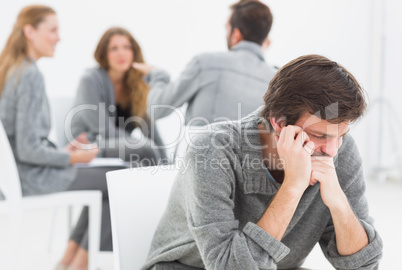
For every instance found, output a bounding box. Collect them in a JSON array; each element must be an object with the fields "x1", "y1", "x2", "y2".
[
  {"x1": 226, "y1": 0, "x2": 273, "y2": 49},
  {"x1": 261, "y1": 54, "x2": 367, "y2": 157}
]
